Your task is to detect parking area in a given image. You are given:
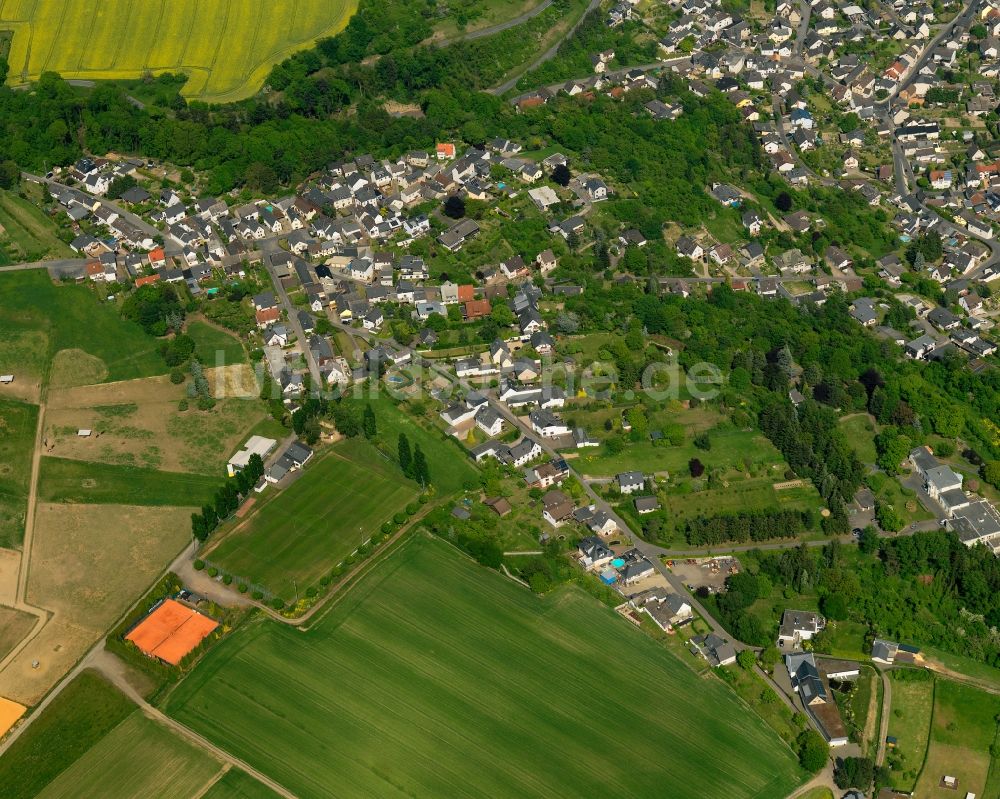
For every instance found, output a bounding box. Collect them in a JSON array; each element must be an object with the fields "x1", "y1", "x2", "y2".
[{"x1": 666, "y1": 556, "x2": 741, "y2": 593}]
